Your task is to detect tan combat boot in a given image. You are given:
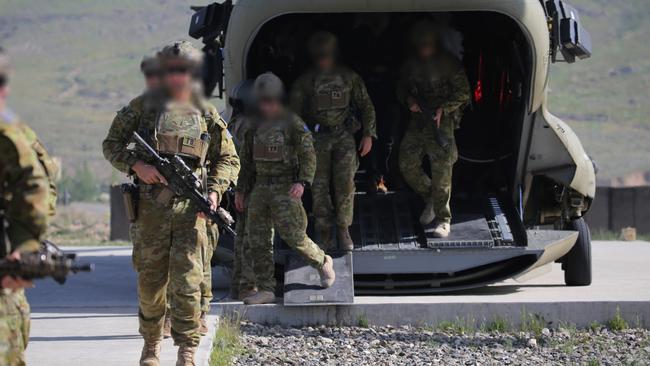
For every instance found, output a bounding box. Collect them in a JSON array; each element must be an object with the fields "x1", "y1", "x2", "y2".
[
  {"x1": 238, "y1": 287, "x2": 257, "y2": 301},
  {"x1": 318, "y1": 255, "x2": 336, "y2": 288},
  {"x1": 140, "y1": 339, "x2": 161, "y2": 366},
  {"x1": 163, "y1": 311, "x2": 172, "y2": 339},
  {"x1": 419, "y1": 201, "x2": 435, "y2": 225},
  {"x1": 316, "y1": 225, "x2": 334, "y2": 251},
  {"x1": 199, "y1": 312, "x2": 208, "y2": 335},
  {"x1": 176, "y1": 345, "x2": 197, "y2": 366},
  {"x1": 337, "y1": 226, "x2": 354, "y2": 252},
  {"x1": 432, "y1": 222, "x2": 451, "y2": 238},
  {"x1": 243, "y1": 290, "x2": 276, "y2": 305}
]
